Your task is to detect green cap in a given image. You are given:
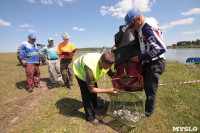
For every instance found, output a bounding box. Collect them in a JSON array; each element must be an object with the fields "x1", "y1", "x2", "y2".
[{"x1": 48, "y1": 37, "x2": 53, "y2": 41}]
